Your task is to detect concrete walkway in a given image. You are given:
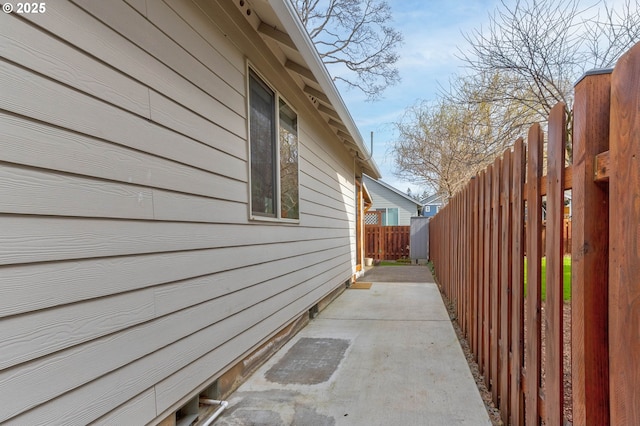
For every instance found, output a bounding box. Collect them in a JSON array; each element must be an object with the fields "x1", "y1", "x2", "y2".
[{"x1": 215, "y1": 266, "x2": 491, "y2": 425}]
